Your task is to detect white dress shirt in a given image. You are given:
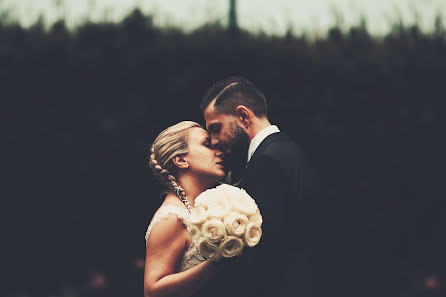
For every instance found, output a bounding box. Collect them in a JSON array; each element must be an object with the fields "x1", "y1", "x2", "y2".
[{"x1": 247, "y1": 125, "x2": 280, "y2": 163}]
